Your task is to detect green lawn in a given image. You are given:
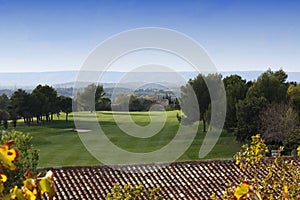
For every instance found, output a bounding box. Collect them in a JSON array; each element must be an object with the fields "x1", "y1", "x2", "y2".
[{"x1": 2, "y1": 111, "x2": 241, "y2": 167}]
